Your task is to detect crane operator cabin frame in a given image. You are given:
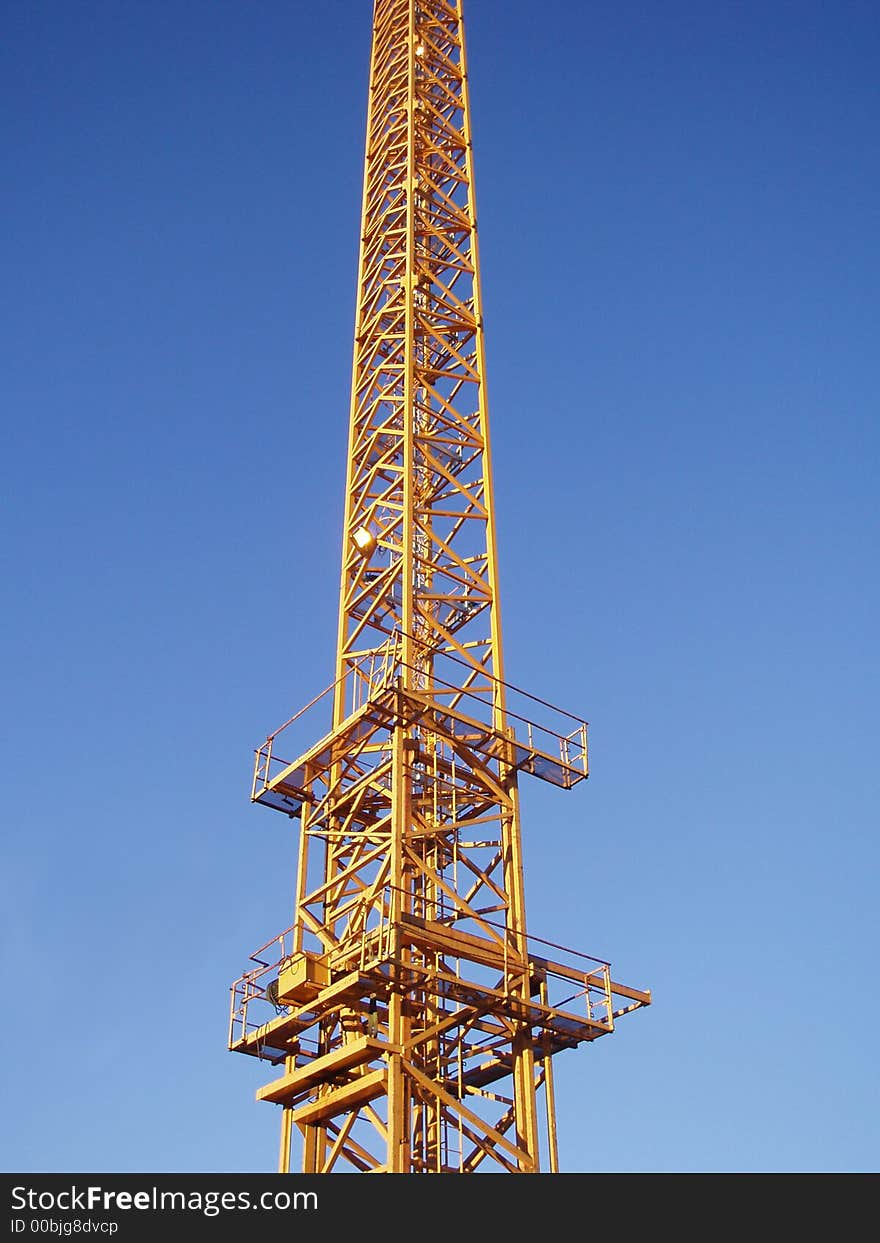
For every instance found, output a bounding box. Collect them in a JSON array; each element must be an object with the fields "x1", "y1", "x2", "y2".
[{"x1": 228, "y1": 0, "x2": 651, "y2": 1175}]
